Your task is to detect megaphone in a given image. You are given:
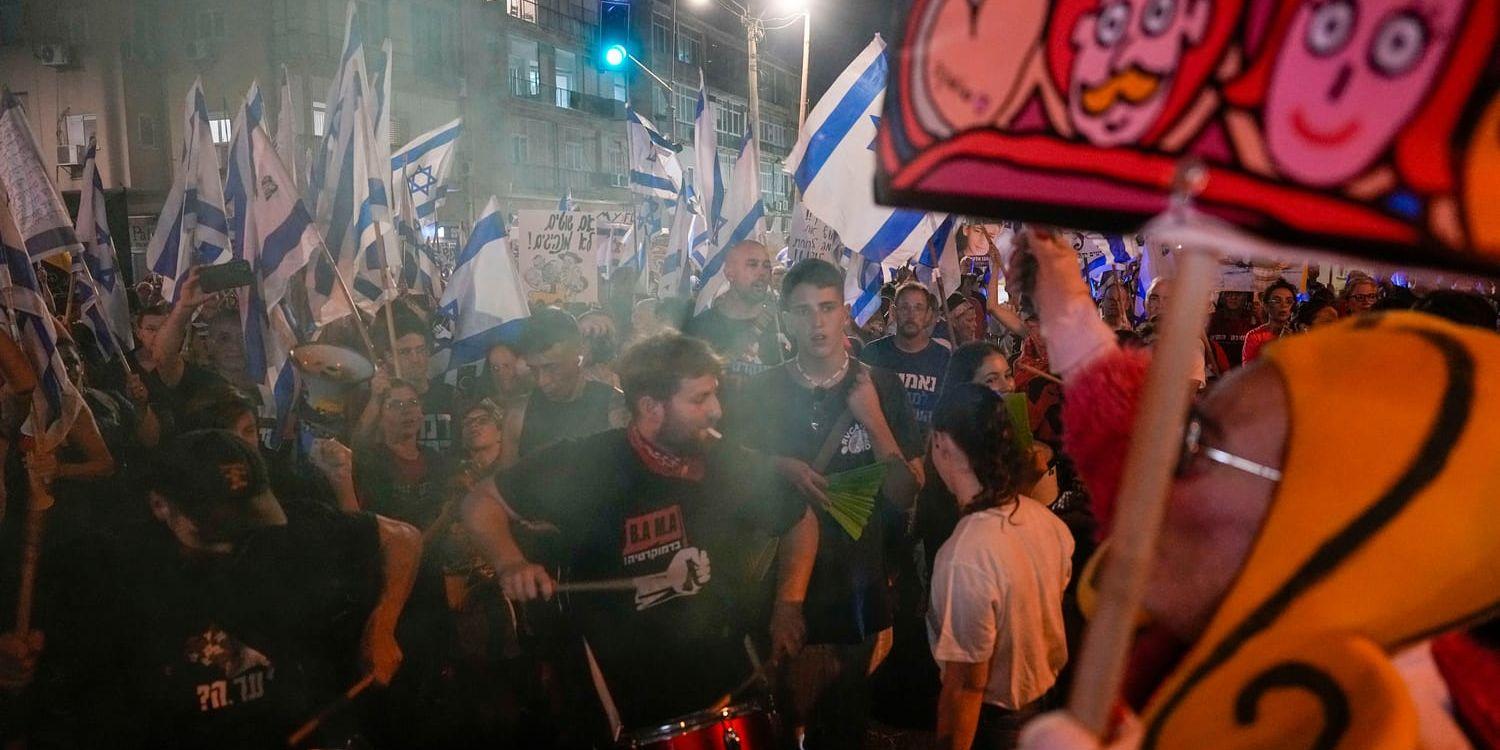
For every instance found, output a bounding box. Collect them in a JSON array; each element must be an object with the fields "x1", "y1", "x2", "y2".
[{"x1": 290, "y1": 343, "x2": 375, "y2": 436}]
